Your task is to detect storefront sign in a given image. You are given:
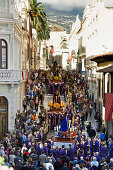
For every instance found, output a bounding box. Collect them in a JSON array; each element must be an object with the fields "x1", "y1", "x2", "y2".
[{"x1": 82, "y1": 71, "x2": 86, "y2": 76}]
